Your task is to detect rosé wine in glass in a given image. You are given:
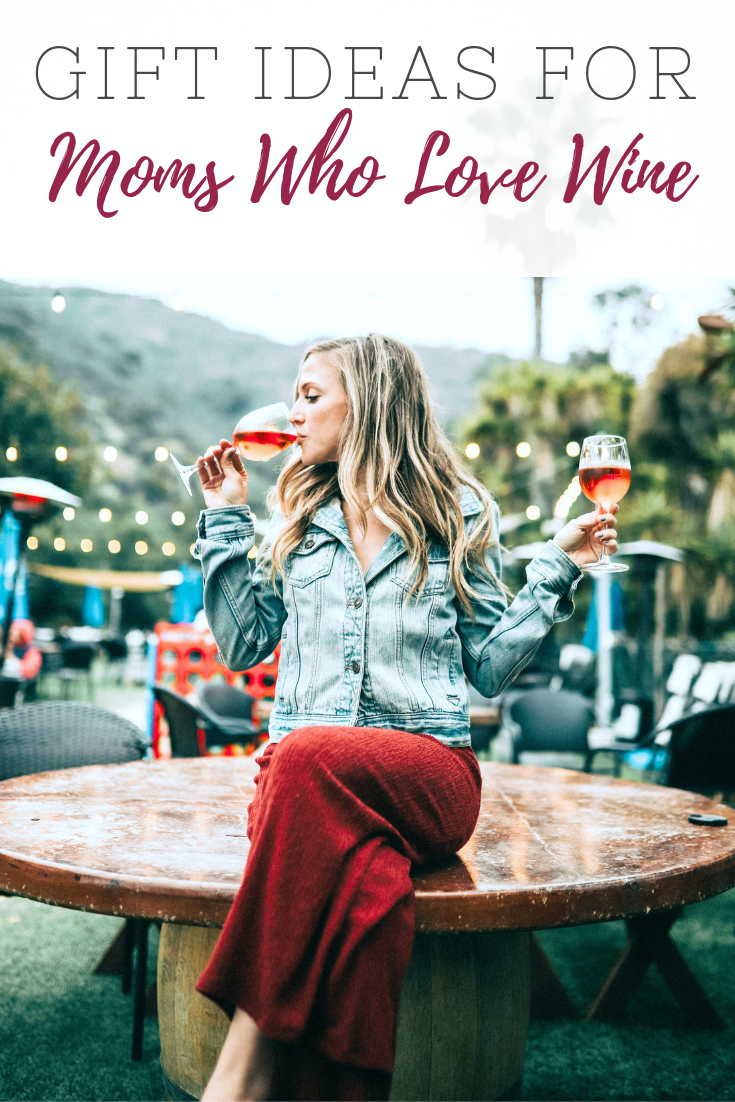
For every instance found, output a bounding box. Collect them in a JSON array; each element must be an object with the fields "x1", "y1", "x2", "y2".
[
  {"x1": 170, "y1": 402, "x2": 297, "y2": 495},
  {"x1": 578, "y1": 435, "x2": 630, "y2": 574},
  {"x1": 232, "y1": 429, "x2": 298, "y2": 462},
  {"x1": 578, "y1": 465, "x2": 631, "y2": 510}
]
